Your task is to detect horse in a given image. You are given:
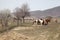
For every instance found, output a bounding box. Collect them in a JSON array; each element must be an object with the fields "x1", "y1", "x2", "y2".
[
  {"x1": 33, "y1": 19, "x2": 38, "y2": 25},
  {"x1": 54, "y1": 19, "x2": 57, "y2": 23},
  {"x1": 38, "y1": 19, "x2": 44, "y2": 25},
  {"x1": 33, "y1": 18, "x2": 44, "y2": 25},
  {"x1": 43, "y1": 19, "x2": 48, "y2": 25},
  {"x1": 46, "y1": 18, "x2": 51, "y2": 22},
  {"x1": 38, "y1": 18, "x2": 48, "y2": 25},
  {"x1": 33, "y1": 18, "x2": 50, "y2": 25},
  {"x1": 52, "y1": 18, "x2": 58, "y2": 23},
  {"x1": 38, "y1": 18, "x2": 50, "y2": 25}
]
